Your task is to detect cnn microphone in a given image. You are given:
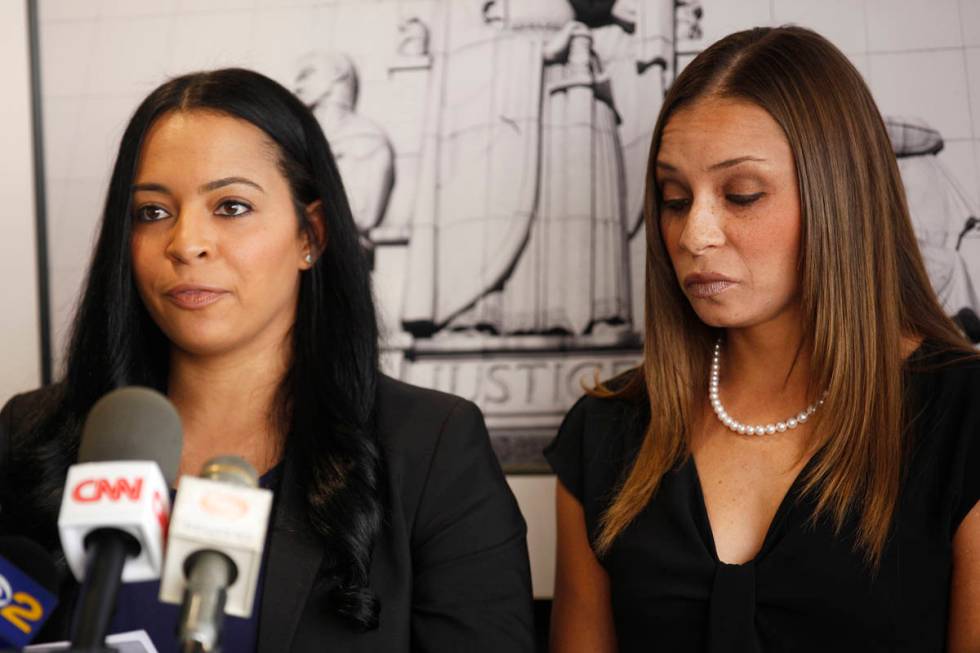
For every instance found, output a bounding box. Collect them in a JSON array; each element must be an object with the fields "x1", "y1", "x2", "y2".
[
  {"x1": 57, "y1": 387, "x2": 183, "y2": 651},
  {"x1": 0, "y1": 536, "x2": 59, "y2": 649},
  {"x1": 159, "y1": 456, "x2": 273, "y2": 653}
]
